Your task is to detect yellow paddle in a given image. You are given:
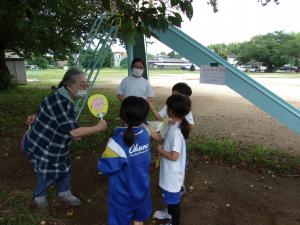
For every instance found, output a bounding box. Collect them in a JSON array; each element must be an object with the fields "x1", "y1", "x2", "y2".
[{"x1": 87, "y1": 94, "x2": 108, "y2": 120}]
